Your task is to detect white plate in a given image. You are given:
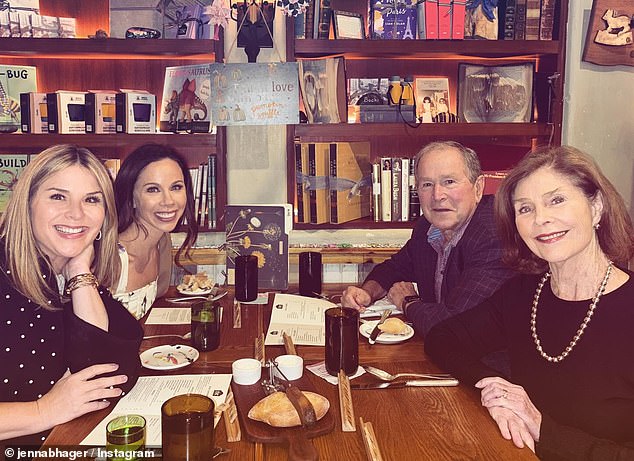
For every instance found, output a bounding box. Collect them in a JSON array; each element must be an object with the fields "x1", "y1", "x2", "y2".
[
  {"x1": 140, "y1": 344, "x2": 199, "y2": 370},
  {"x1": 177, "y1": 287, "x2": 215, "y2": 296},
  {"x1": 359, "y1": 320, "x2": 414, "y2": 344}
]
